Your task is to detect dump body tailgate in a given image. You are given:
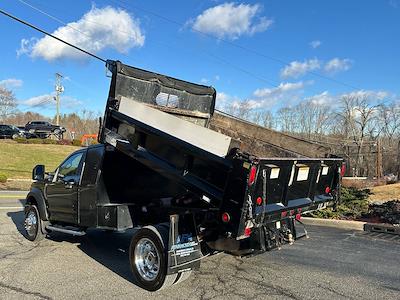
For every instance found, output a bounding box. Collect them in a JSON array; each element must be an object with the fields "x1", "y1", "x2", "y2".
[{"x1": 237, "y1": 158, "x2": 343, "y2": 238}]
